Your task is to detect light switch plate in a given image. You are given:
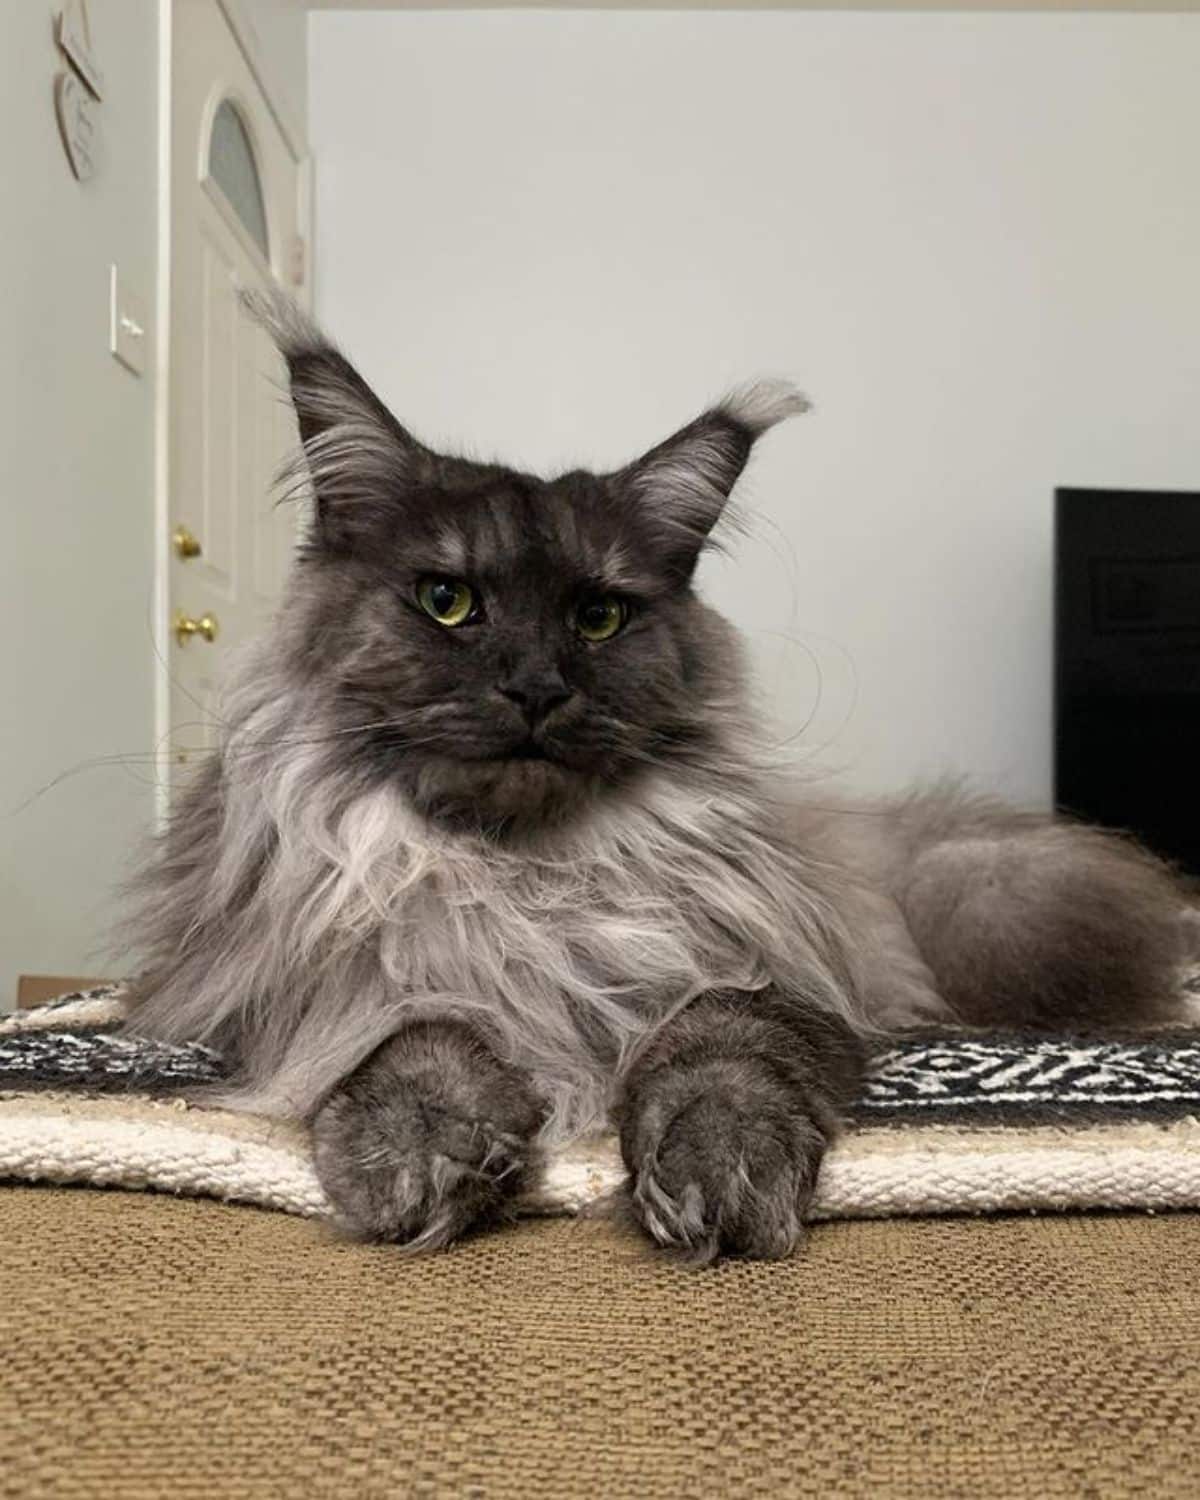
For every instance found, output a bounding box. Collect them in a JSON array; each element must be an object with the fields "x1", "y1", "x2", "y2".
[{"x1": 109, "y1": 264, "x2": 148, "y2": 376}]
